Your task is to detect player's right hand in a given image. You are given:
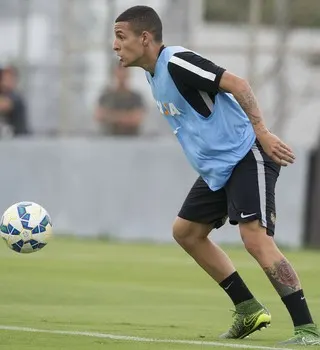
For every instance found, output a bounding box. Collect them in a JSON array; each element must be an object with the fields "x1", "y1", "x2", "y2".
[{"x1": 258, "y1": 131, "x2": 295, "y2": 167}]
